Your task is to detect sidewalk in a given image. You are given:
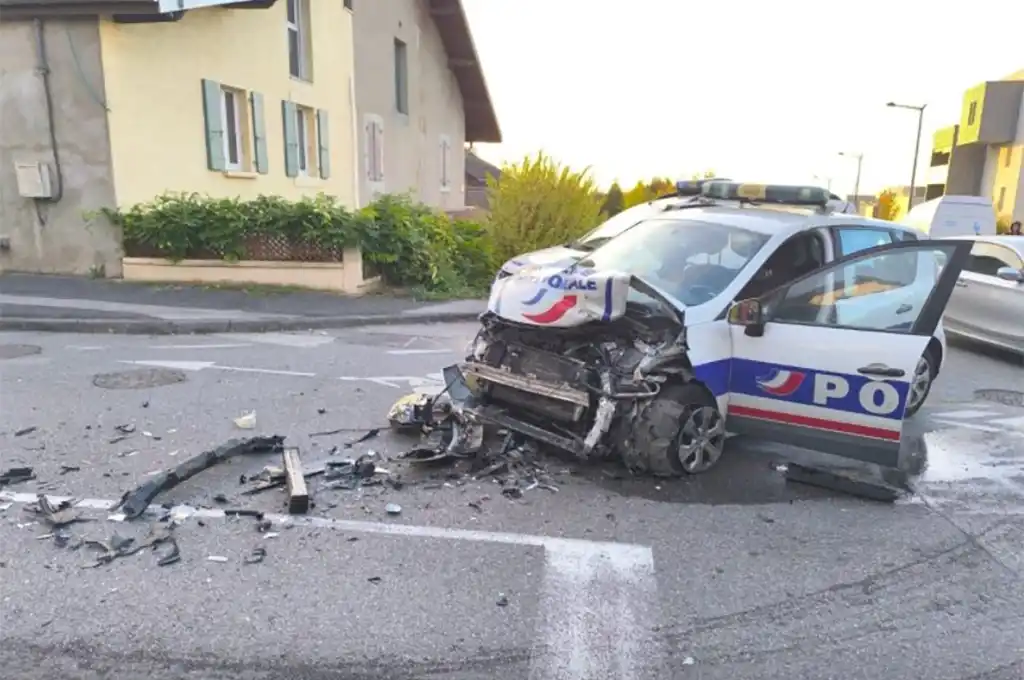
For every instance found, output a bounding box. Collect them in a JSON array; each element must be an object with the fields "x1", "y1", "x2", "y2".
[{"x1": 0, "y1": 273, "x2": 486, "y2": 334}]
